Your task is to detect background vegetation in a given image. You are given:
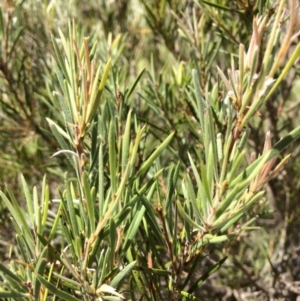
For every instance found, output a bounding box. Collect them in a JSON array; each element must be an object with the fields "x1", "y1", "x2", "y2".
[{"x1": 0, "y1": 0, "x2": 300, "y2": 300}]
